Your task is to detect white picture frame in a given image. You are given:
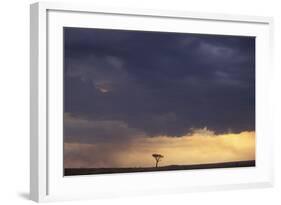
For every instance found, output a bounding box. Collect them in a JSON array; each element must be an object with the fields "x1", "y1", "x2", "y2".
[{"x1": 30, "y1": 1, "x2": 274, "y2": 202}]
